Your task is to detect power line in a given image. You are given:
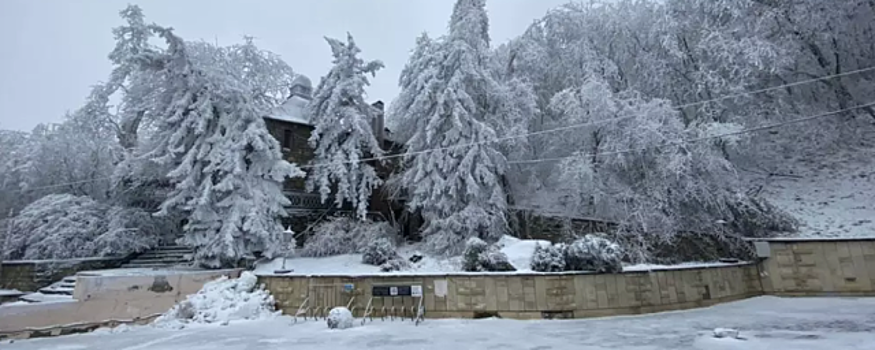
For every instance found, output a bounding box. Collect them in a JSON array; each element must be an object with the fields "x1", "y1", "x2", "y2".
[
  {"x1": 7, "y1": 67, "x2": 874, "y2": 191},
  {"x1": 8, "y1": 177, "x2": 115, "y2": 194},
  {"x1": 299, "y1": 65, "x2": 875, "y2": 169},
  {"x1": 508, "y1": 102, "x2": 875, "y2": 165}
]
